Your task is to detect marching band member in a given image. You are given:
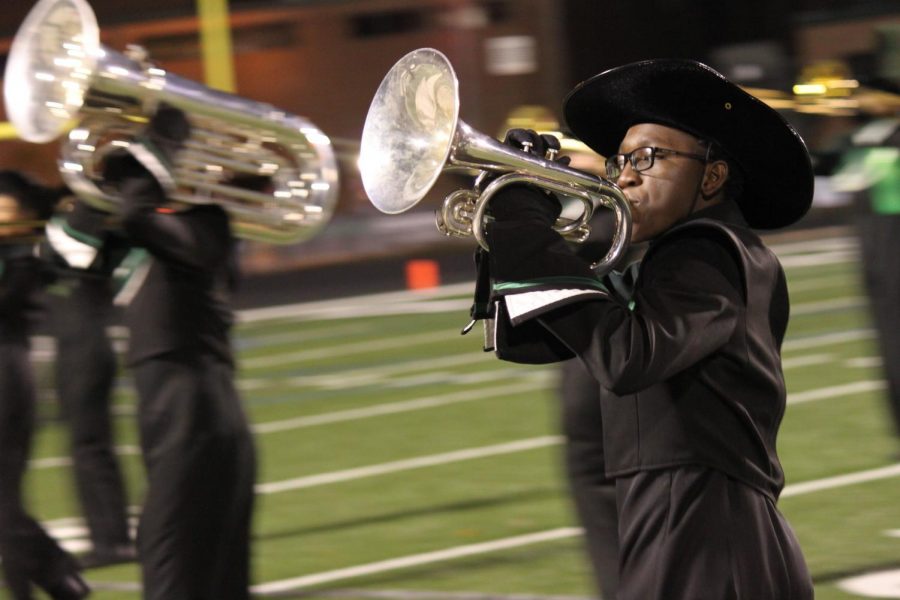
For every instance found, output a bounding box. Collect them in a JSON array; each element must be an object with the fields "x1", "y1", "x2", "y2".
[
  {"x1": 0, "y1": 171, "x2": 90, "y2": 599},
  {"x1": 45, "y1": 195, "x2": 137, "y2": 567},
  {"x1": 477, "y1": 60, "x2": 814, "y2": 599},
  {"x1": 101, "y1": 104, "x2": 256, "y2": 600},
  {"x1": 832, "y1": 33, "x2": 900, "y2": 458}
]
